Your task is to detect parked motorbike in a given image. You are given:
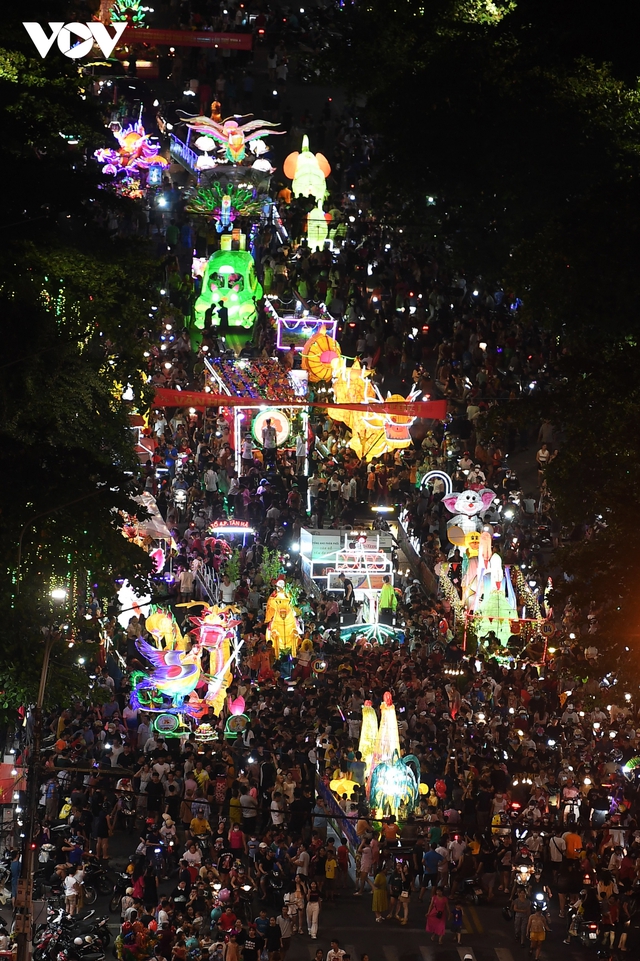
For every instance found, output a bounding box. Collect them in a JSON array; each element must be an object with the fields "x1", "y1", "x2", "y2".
[
  {"x1": 109, "y1": 872, "x2": 132, "y2": 913},
  {"x1": 458, "y1": 876, "x2": 485, "y2": 905}
]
